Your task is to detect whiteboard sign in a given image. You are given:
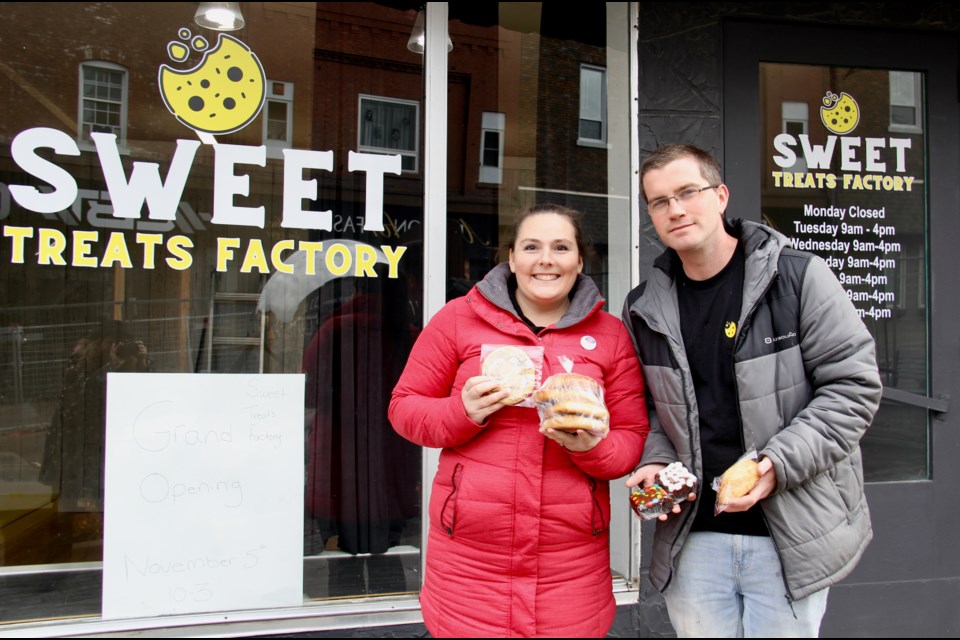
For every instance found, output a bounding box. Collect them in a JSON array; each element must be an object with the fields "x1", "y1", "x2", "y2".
[{"x1": 102, "y1": 373, "x2": 305, "y2": 619}]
